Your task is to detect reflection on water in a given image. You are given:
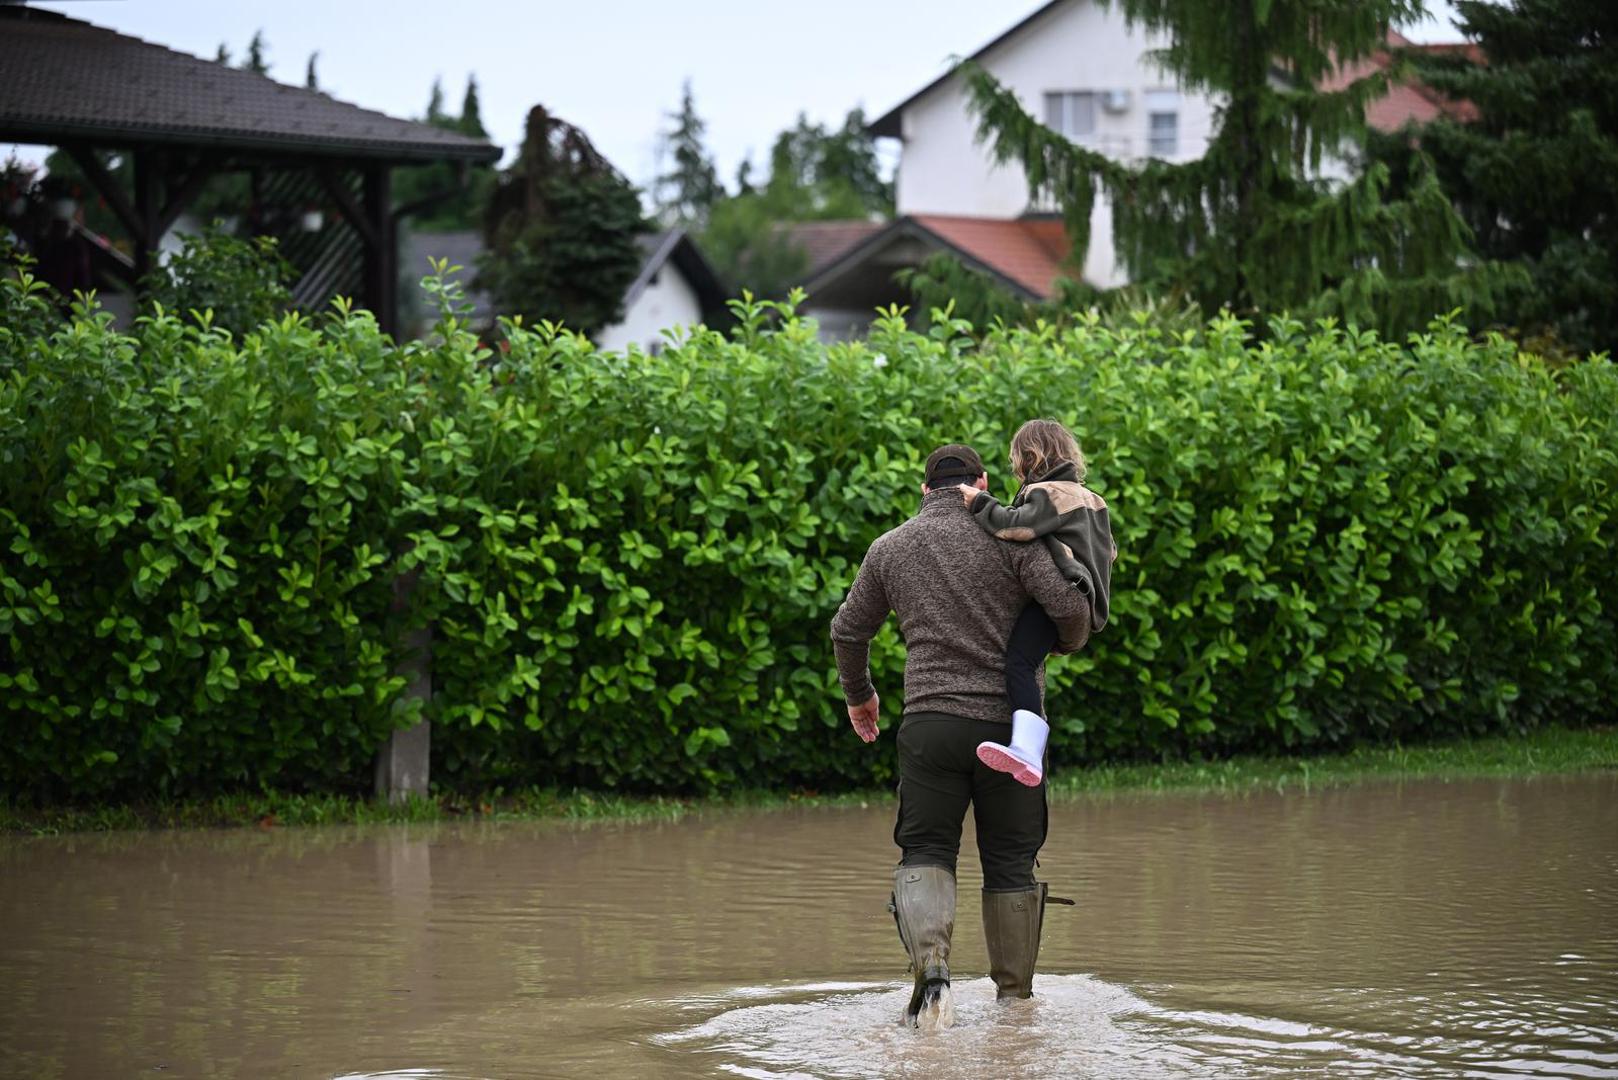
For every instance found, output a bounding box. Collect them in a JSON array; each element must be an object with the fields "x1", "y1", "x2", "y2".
[{"x1": 1, "y1": 775, "x2": 1614, "y2": 1079}]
